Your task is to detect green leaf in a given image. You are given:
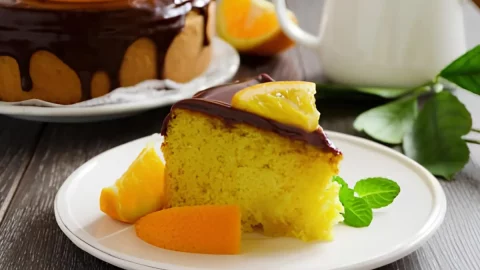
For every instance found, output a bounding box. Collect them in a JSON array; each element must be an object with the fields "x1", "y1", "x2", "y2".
[
  {"x1": 354, "y1": 178, "x2": 401, "y2": 209},
  {"x1": 315, "y1": 84, "x2": 413, "y2": 100},
  {"x1": 439, "y1": 45, "x2": 480, "y2": 95},
  {"x1": 332, "y1": 176, "x2": 354, "y2": 205},
  {"x1": 403, "y1": 91, "x2": 472, "y2": 179},
  {"x1": 342, "y1": 197, "x2": 373, "y2": 228},
  {"x1": 339, "y1": 187, "x2": 355, "y2": 205},
  {"x1": 354, "y1": 97, "x2": 418, "y2": 144},
  {"x1": 355, "y1": 87, "x2": 414, "y2": 99},
  {"x1": 332, "y1": 175, "x2": 348, "y2": 187}
]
